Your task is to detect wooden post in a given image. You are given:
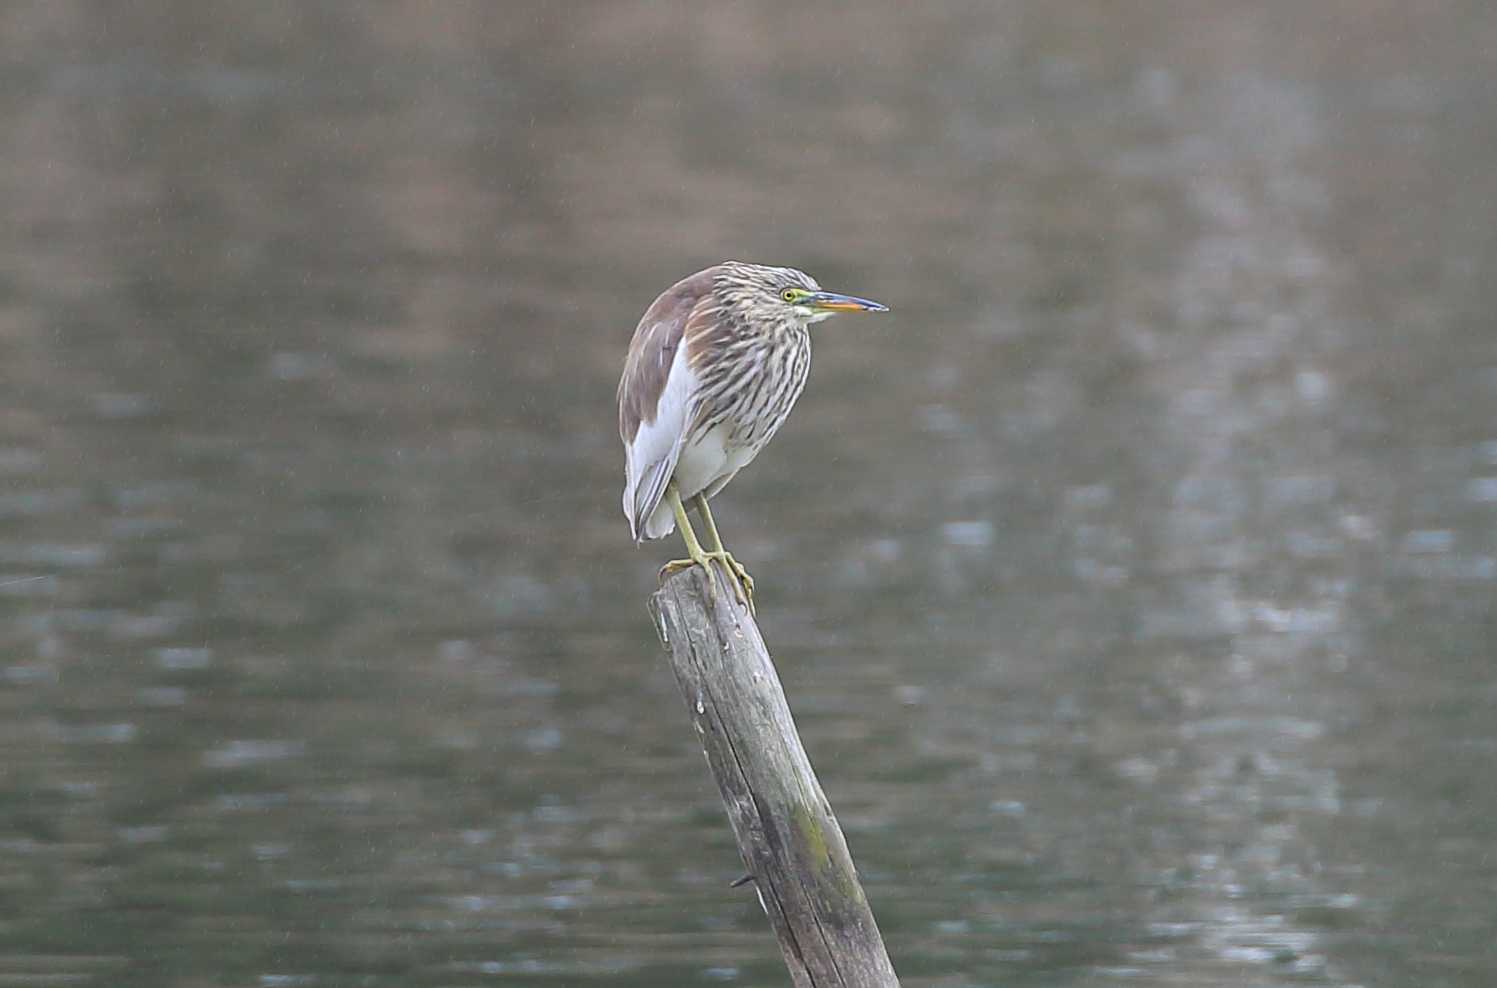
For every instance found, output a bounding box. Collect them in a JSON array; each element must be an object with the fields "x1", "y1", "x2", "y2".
[{"x1": 648, "y1": 566, "x2": 900, "y2": 988}]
